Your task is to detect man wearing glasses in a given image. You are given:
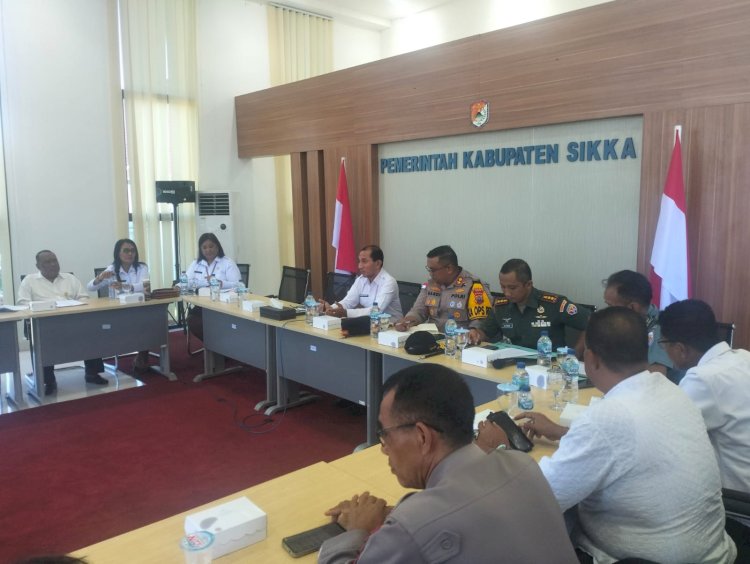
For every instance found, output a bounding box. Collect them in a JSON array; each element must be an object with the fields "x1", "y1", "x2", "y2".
[
  {"x1": 394, "y1": 245, "x2": 490, "y2": 333},
  {"x1": 319, "y1": 364, "x2": 576, "y2": 563}
]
